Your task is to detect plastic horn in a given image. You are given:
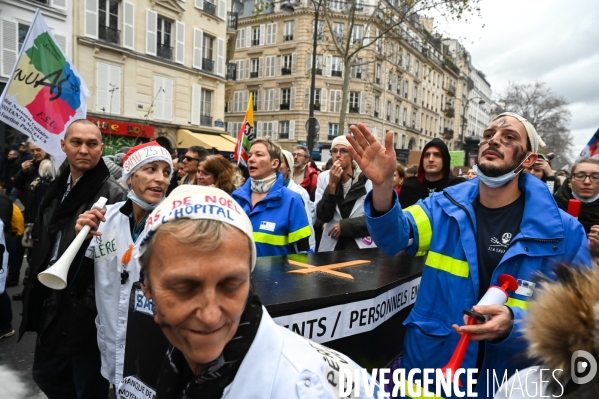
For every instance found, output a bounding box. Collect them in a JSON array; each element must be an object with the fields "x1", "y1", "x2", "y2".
[
  {"x1": 38, "y1": 197, "x2": 108, "y2": 290},
  {"x1": 439, "y1": 274, "x2": 518, "y2": 385},
  {"x1": 567, "y1": 199, "x2": 581, "y2": 219}
]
